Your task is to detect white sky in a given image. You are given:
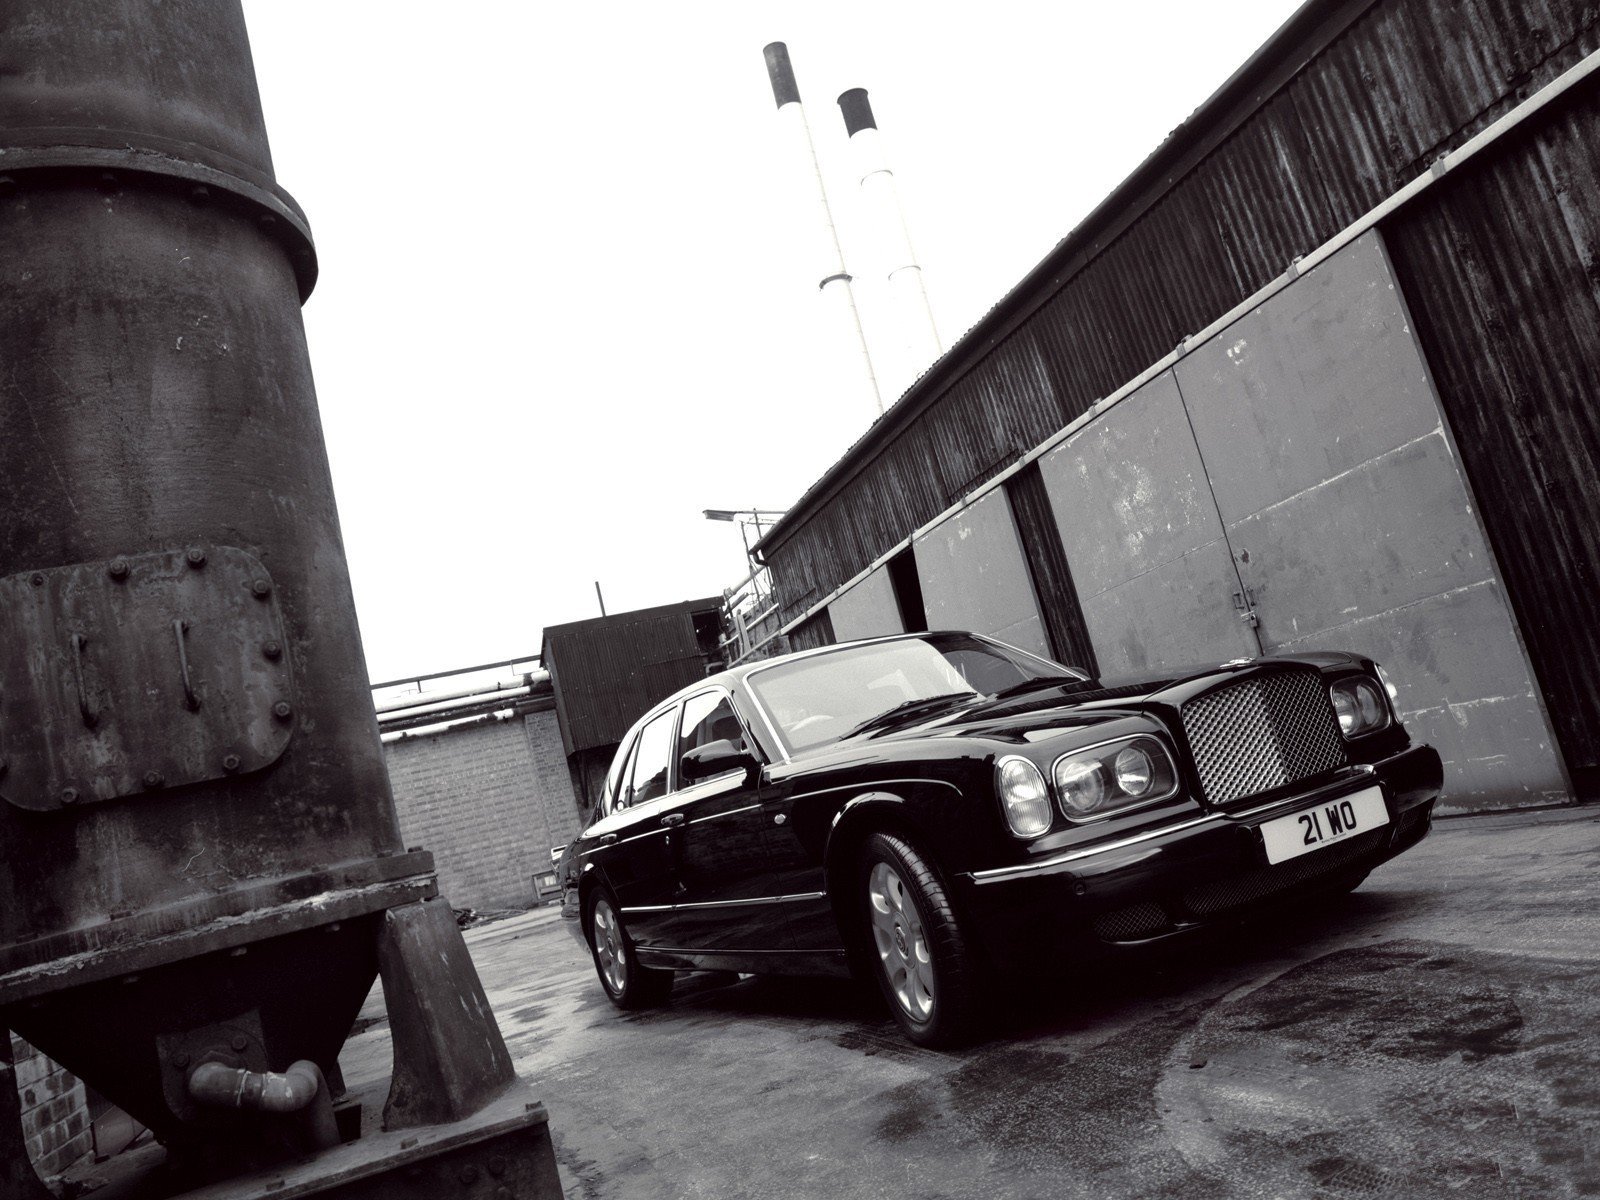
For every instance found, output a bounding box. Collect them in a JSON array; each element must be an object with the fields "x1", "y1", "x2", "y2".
[{"x1": 241, "y1": 1, "x2": 1303, "y2": 684}]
